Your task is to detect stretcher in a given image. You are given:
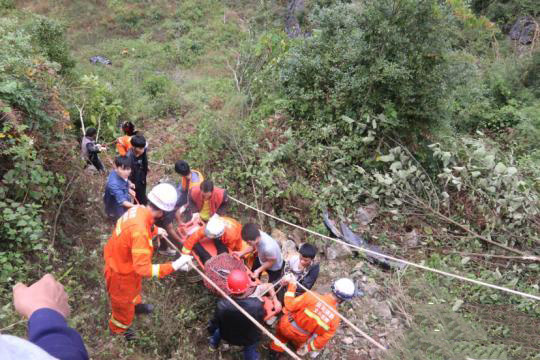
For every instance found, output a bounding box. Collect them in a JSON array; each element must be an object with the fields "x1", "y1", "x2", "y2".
[{"x1": 176, "y1": 218, "x2": 281, "y2": 320}]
